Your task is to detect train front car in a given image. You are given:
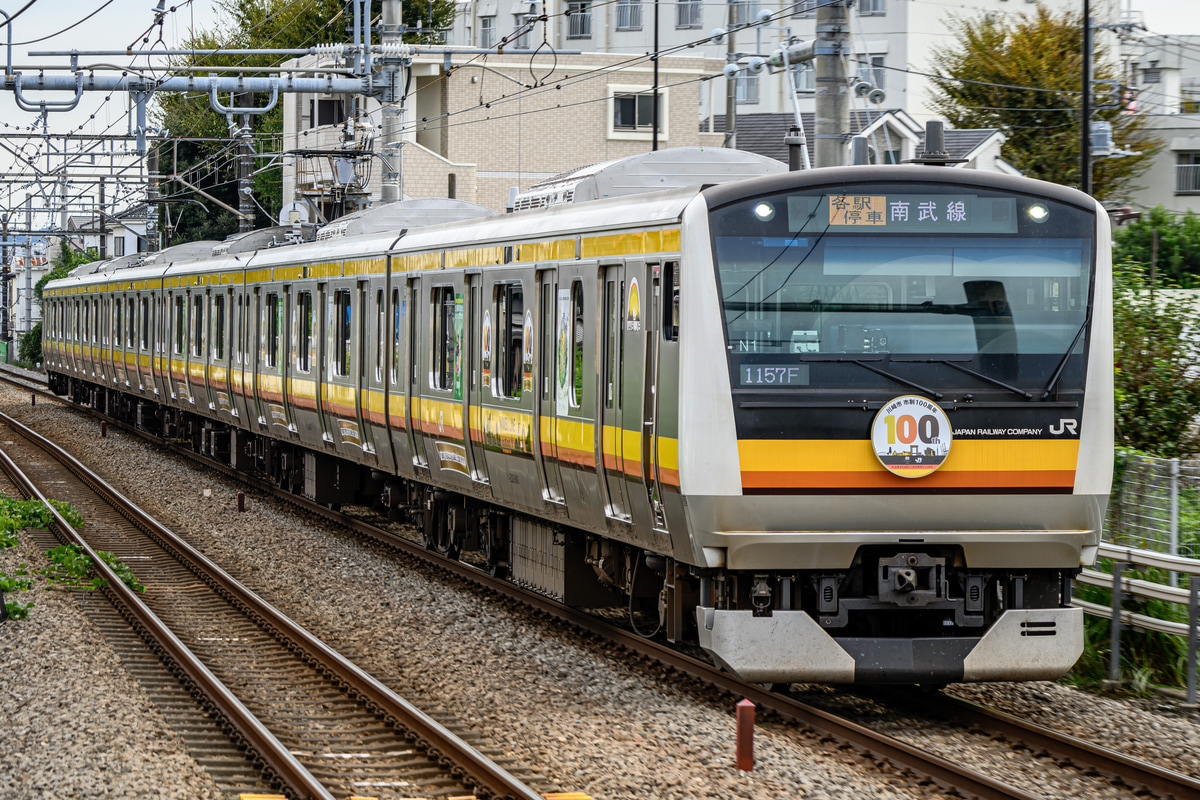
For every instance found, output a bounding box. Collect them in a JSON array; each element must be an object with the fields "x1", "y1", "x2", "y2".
[{"x1": 676, "y1": 166, "x2": 1112, "y2": 684}]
